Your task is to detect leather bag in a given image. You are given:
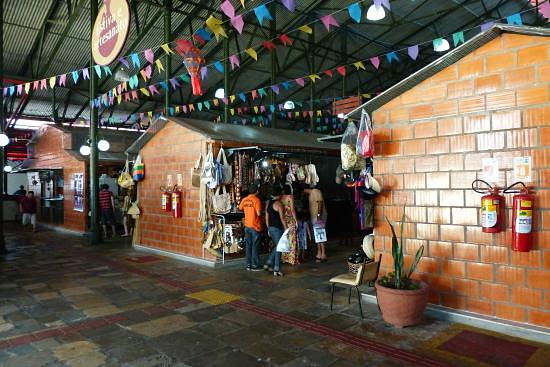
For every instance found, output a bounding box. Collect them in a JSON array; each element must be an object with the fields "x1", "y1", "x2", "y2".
[{"x1": 191, "y1": 154, "x2": 202, "y2": 188}]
